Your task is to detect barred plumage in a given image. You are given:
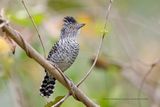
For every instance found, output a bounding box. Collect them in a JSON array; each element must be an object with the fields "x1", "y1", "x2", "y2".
[{"x1": 40, "y1": 16, "x2": 85, "y2": 98}]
